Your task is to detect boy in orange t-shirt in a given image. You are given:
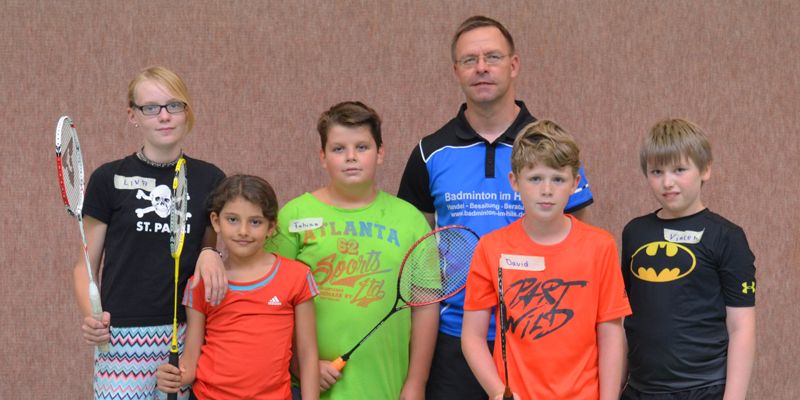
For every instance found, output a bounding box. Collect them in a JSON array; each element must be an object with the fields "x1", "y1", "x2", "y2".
[{"x1": 462, "y1": 120, "x2": 631, "y2": 400}]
